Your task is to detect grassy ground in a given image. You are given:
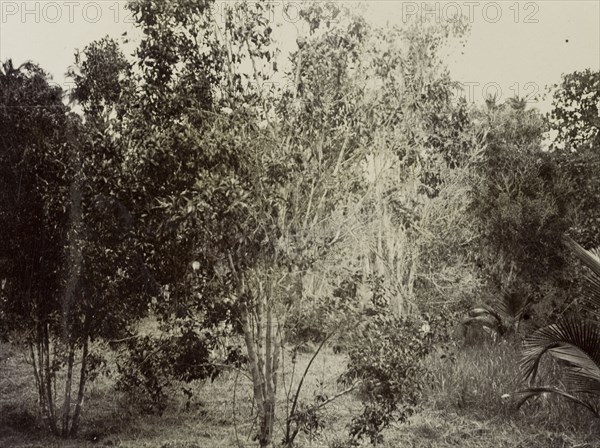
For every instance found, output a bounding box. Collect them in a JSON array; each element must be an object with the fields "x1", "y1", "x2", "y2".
[{"x1": 2, "y1": 340, "x2": 600, "y2": 448}]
